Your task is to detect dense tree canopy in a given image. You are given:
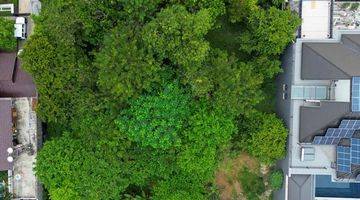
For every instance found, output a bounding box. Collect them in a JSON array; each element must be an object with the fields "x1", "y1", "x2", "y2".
[
  {"x1": 237, "y1": 111, "x2": 288, "y2": 164},
  {"x1": 22, "y1": 0, "x2": 300, "y2": 199},
  {"x1": 239, "y1": 7, "x2": 301, "y2": 56},
  {"x1": 95, "y1": 24, "x2": 162, "y2": 103},
  {"x1": 0, "y1": 17, "x2": 16, "y2": 51},
  {"x1": 116, "y1": 84, "x2": 191, "y2": 149}
]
